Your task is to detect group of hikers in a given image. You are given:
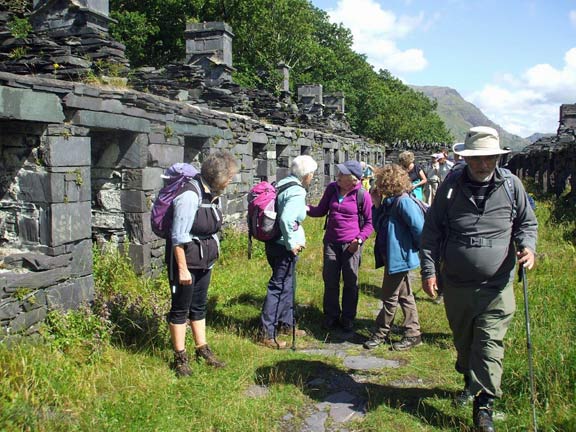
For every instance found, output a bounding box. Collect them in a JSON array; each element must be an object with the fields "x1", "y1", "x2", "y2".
[{"x1": 158, "y1": 126, "x2": 538, "y2": 432}]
